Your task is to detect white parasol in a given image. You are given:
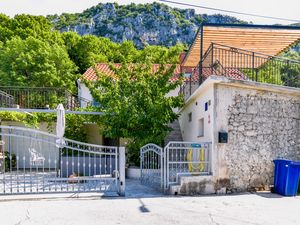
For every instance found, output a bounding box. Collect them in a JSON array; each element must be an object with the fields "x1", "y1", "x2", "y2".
[{"x1": 56, "y1": 103, "x2": 66, "y2": 147}]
